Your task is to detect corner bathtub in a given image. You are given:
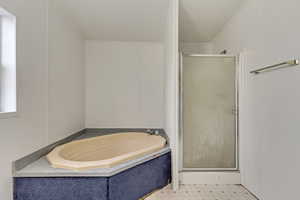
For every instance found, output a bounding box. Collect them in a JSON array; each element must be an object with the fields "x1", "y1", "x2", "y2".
[{"x1": 47, "y1": 132, "x2": 167, "y2": 170}]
